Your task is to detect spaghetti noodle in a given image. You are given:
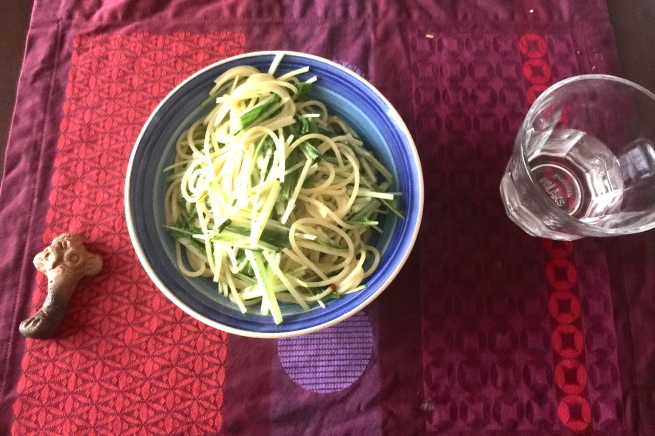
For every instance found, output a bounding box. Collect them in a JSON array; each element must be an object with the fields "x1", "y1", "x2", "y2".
[{"x1": 164, "y1": 59, "x2": 403, "y2": 323}]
